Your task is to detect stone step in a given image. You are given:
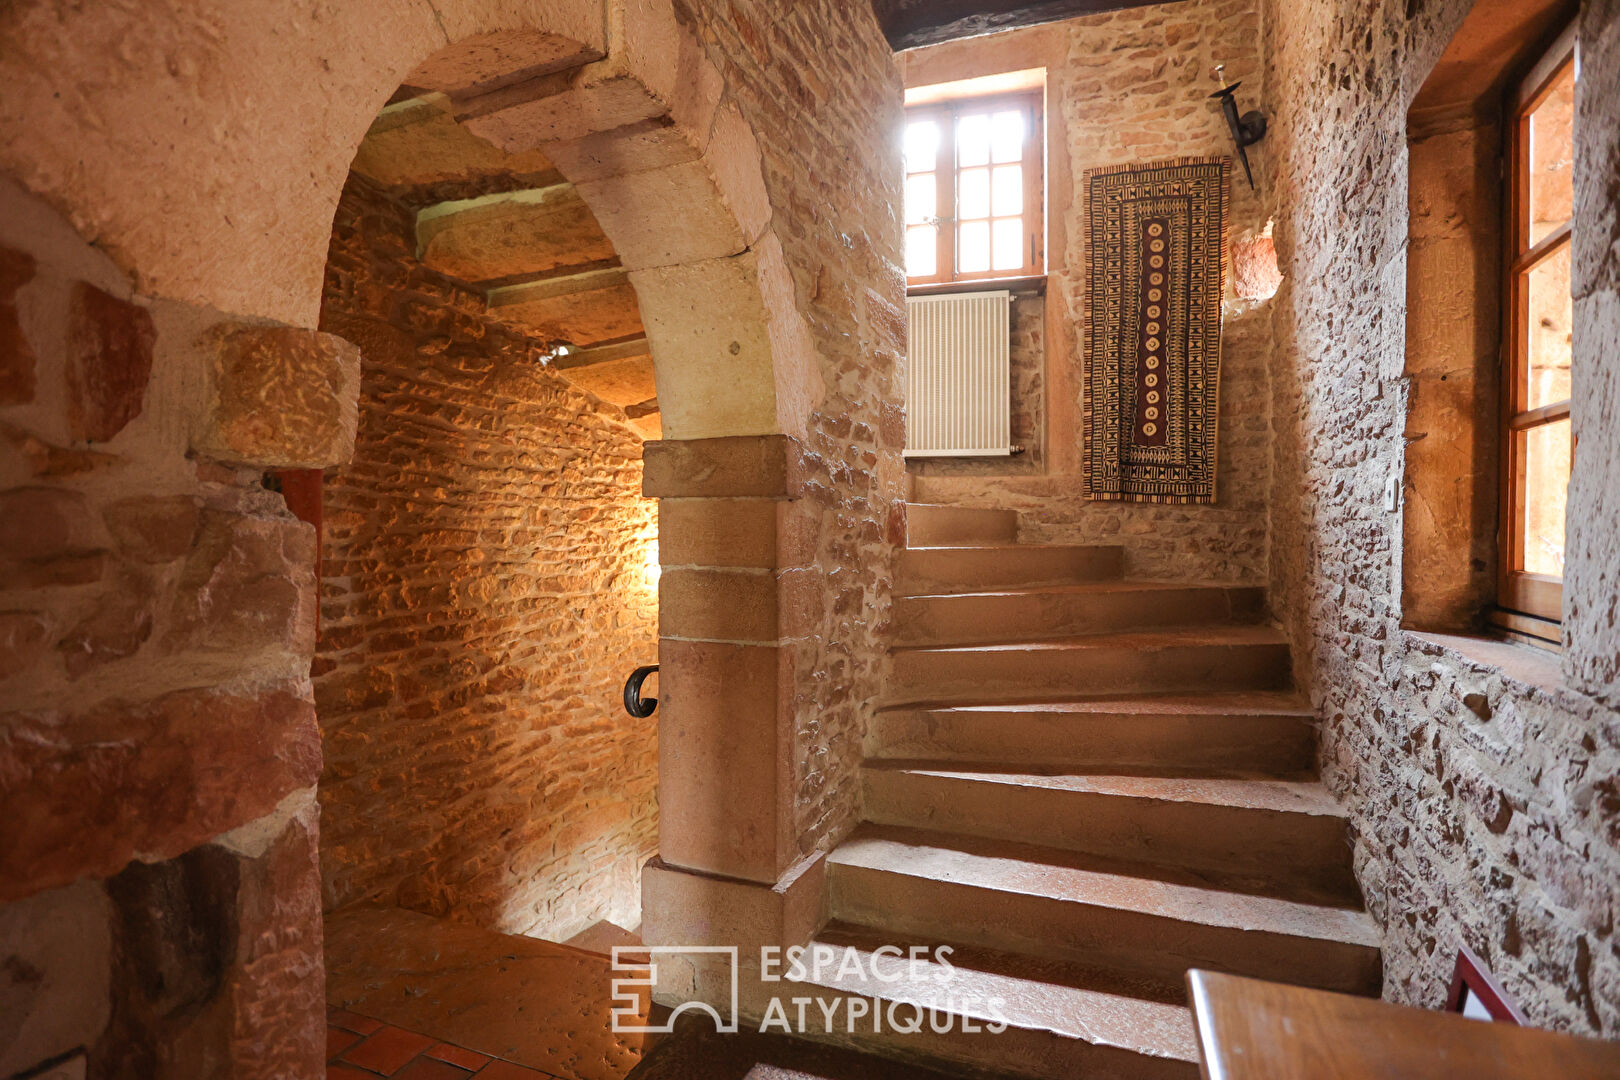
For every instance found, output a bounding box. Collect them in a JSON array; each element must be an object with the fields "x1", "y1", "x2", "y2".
[
  {"x1": 865, "y1": 692, "x2": 1317, "y2": 777},
  {"x1": 789, "y1": 922, "x2": 1200, "y2": 1080},
  {"x1": 905, "y1": 503, "x2": 1019, "y2": 547},
  {"x1": 827, "y1": 827, "x2": 1381, "y2": 997},
  {"x1": 893, "y1": 582, "x2": 1267, "y2": 645},
  {"x1": 896, "y1": 545, "x2": 1123, "y2": 595},
  {"x1": 861, "y1": 766, "x2": 1360, "y2": 904},
  {"x1": 886, "y1": 626, "x2": 1292, "y2": 706}
]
